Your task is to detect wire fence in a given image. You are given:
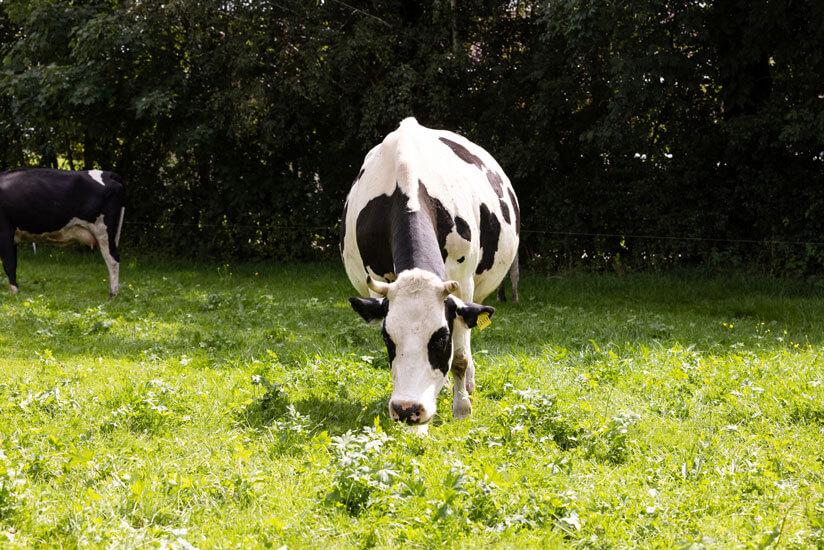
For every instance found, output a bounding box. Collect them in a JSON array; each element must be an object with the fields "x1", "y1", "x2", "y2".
[
  {"x1": 519, "y1": 229, "x2": 824, "y2": 248},
  {"x1": 122, "y1": 220, "x2": 335, "y2": 232},
  {"x1": 122, "y1": 220, "x2": 824, "y2": 249}
]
